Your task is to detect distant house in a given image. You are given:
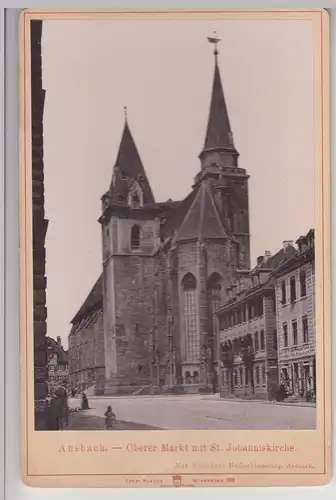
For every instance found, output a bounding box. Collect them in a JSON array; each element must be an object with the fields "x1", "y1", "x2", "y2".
[
  {"x1": 46, "y1": 336, "x2": 69, "y2": 394},
  {"x1": 216, "y1": 242, "x2": 297, "y2": 400},
  {"x1": 273, "y1": 229, "x2": 316, "y2": 400}
]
